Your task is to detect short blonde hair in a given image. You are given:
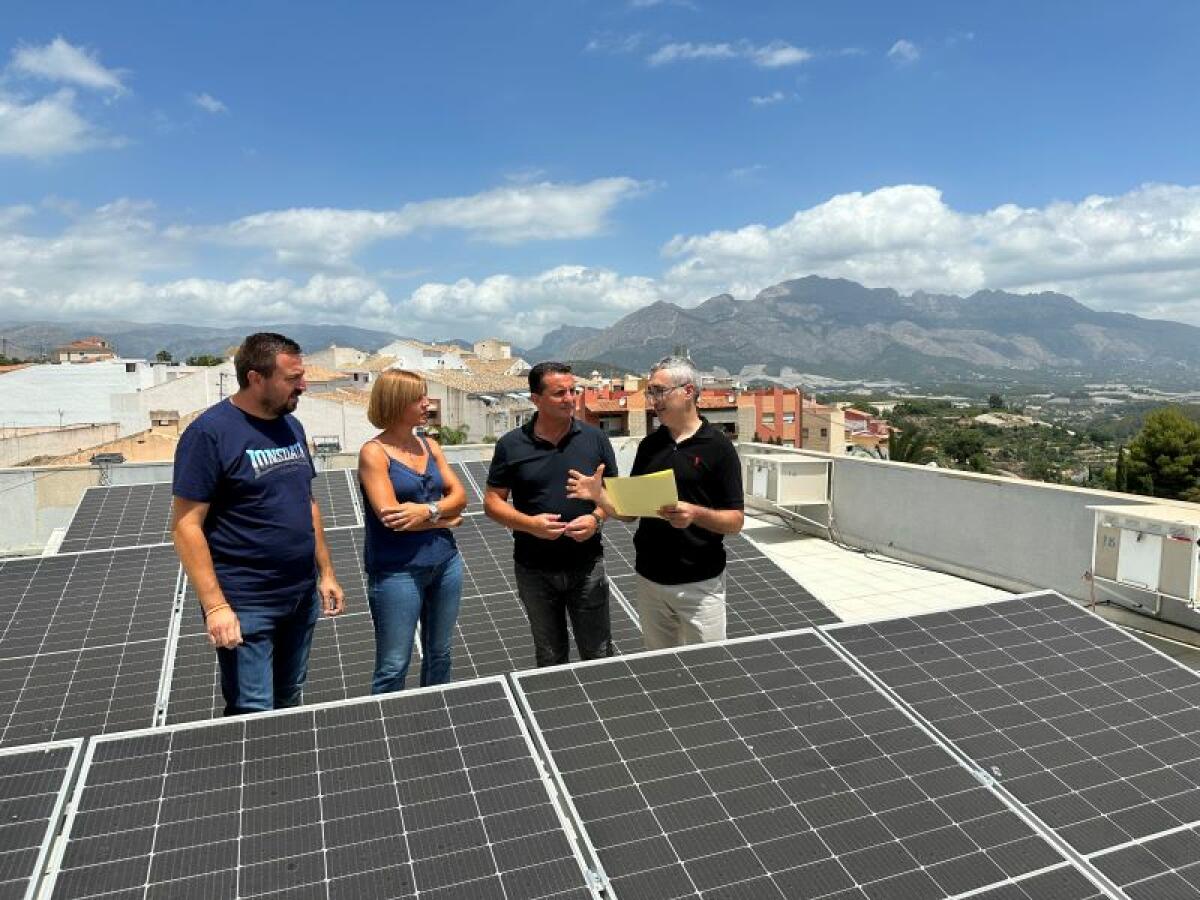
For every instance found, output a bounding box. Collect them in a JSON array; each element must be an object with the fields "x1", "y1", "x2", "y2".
[{"x1": 367, "y1": 369, "x2": 427, "y2": 429}]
